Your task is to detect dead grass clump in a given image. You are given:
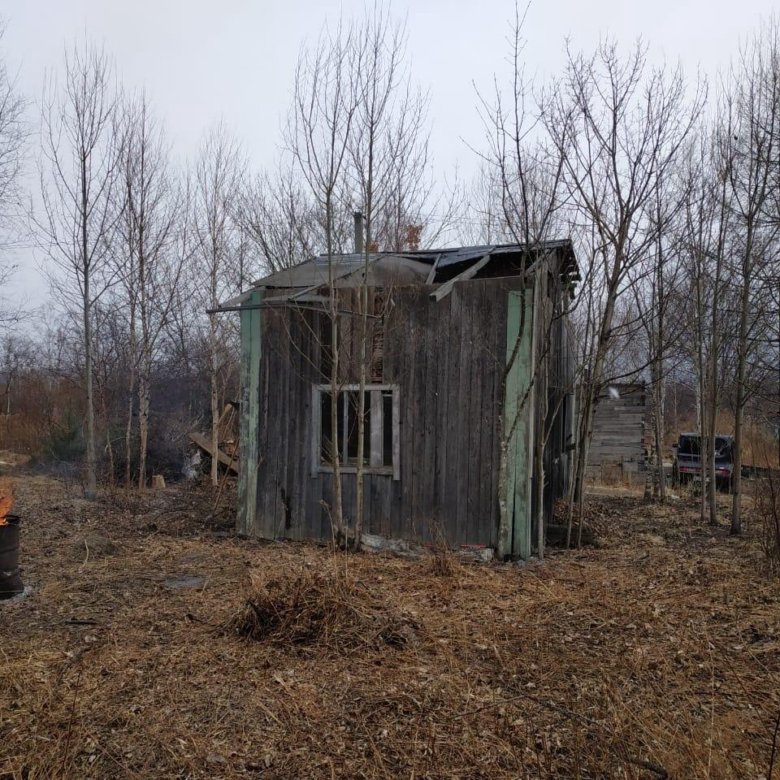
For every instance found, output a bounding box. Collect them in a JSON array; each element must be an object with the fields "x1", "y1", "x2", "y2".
[
  {"x1": 429, "y1": 547, "x2": 456, "y2": 576},
  {"x1": 427, "y1": 520, "x2": 458, "y2": 576},
  {"x1": 226, "y1": 564, "x2": 419, "y2": 651},
  {"x1": 756, "y1": 475, "x2": 780, "y2": 574}
]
